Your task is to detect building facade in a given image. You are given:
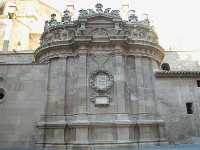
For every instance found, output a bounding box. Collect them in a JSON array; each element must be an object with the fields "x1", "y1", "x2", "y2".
[
  {"x1": 0, "y1": 3, "x2": 200, "y2": 150},
  {"x1": 0, "y1": 0, "x2": 63, "y2": 51}
]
